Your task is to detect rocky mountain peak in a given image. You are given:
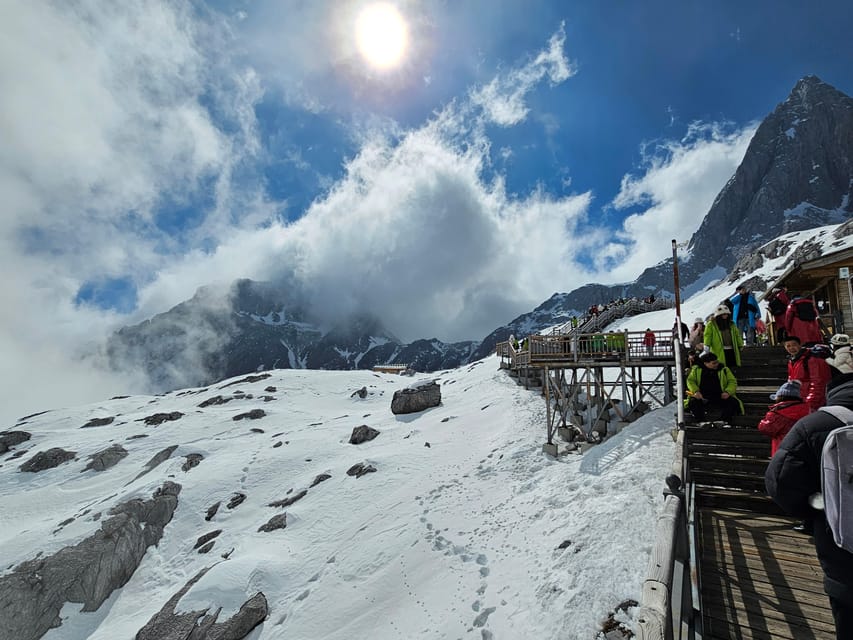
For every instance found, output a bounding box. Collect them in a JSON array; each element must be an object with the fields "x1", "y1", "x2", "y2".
[{"x1": 681, "y1": 75, "x2": 852, "y2": 280}]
